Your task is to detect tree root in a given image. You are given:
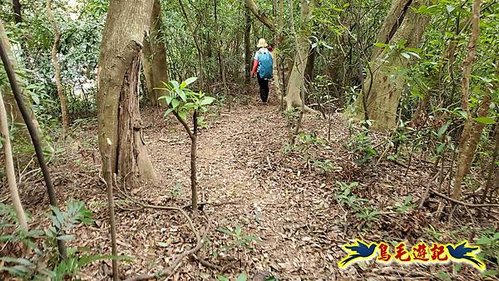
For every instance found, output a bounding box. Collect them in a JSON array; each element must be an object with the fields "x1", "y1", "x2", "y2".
[{"x1": 430, "y1": 189, "x2": 499, "y2": 208}]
